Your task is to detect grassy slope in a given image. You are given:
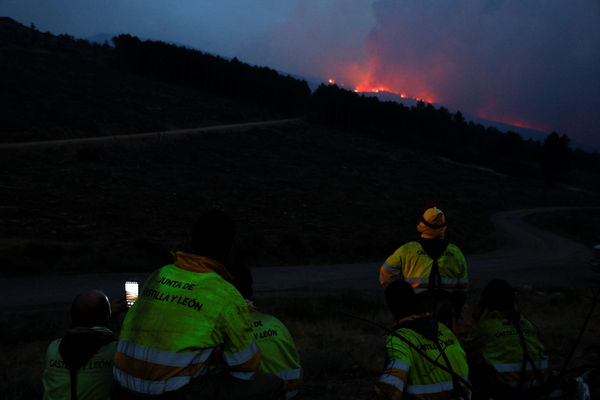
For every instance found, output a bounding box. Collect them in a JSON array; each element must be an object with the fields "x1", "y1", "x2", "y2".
[{"x1": 1, "y1": 121, "x2": 598, "y2": 276}]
